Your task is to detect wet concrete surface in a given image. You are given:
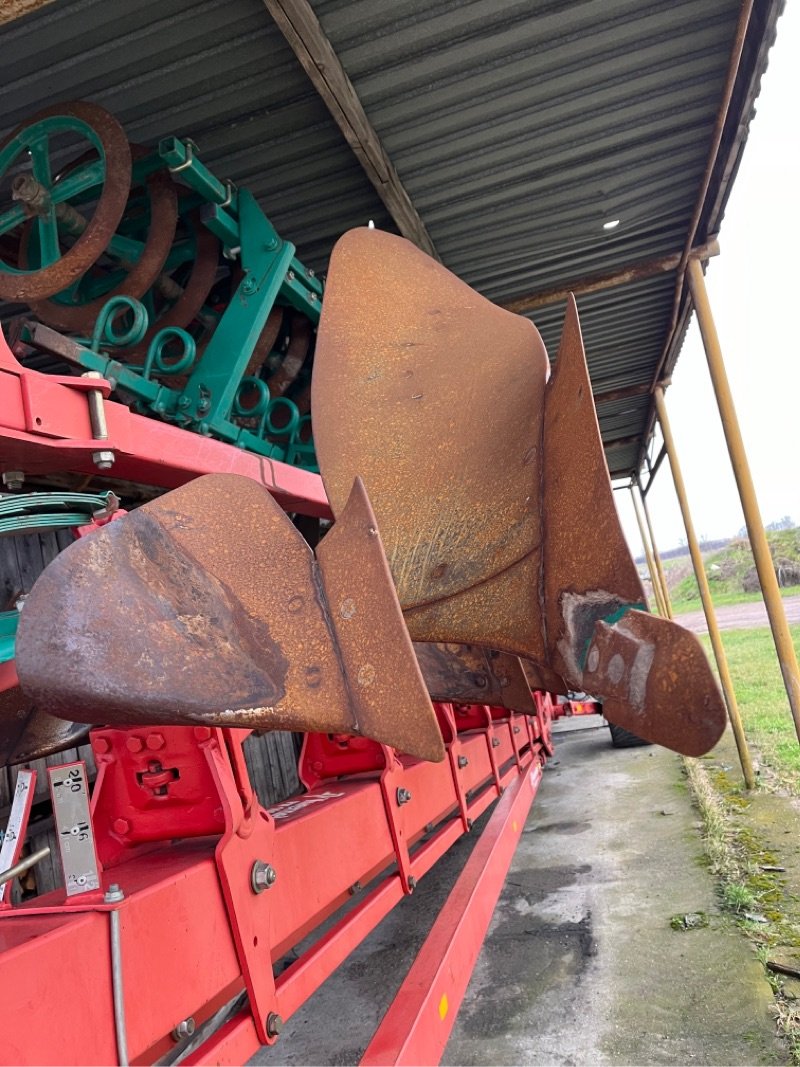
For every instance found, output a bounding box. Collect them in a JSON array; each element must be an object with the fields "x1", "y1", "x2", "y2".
[
  {"x1": 252, "y1": 721, "x2": 785, "y2": 1066},
  {"x1": 676, "y1": 594, "x2": 800, "y2": 634}
]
